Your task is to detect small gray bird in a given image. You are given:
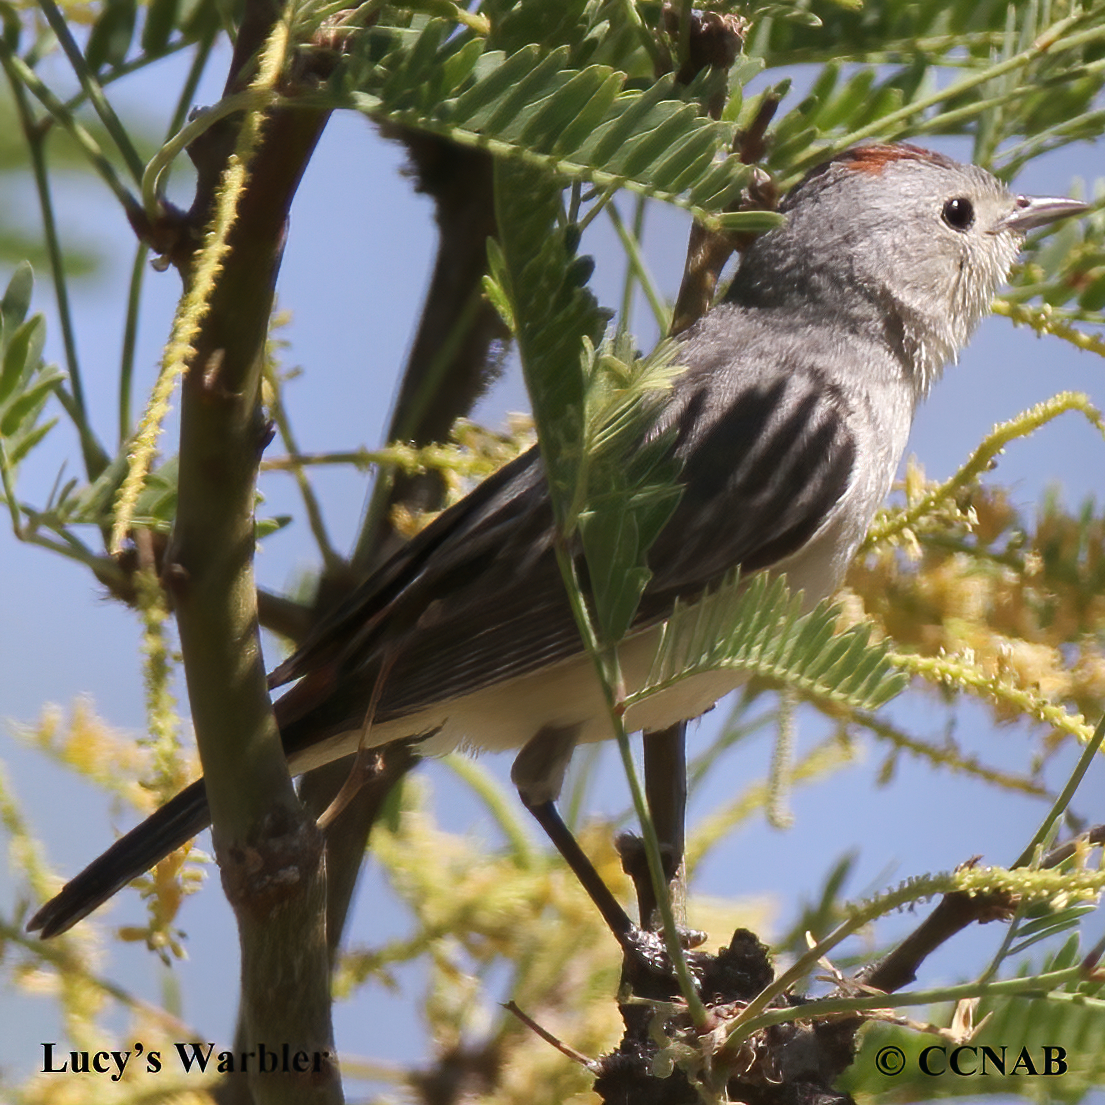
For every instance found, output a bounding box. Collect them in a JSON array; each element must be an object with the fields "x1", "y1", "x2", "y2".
[{"x1": 28, "y1": 143, "x2": 1086, "y2": 938}]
